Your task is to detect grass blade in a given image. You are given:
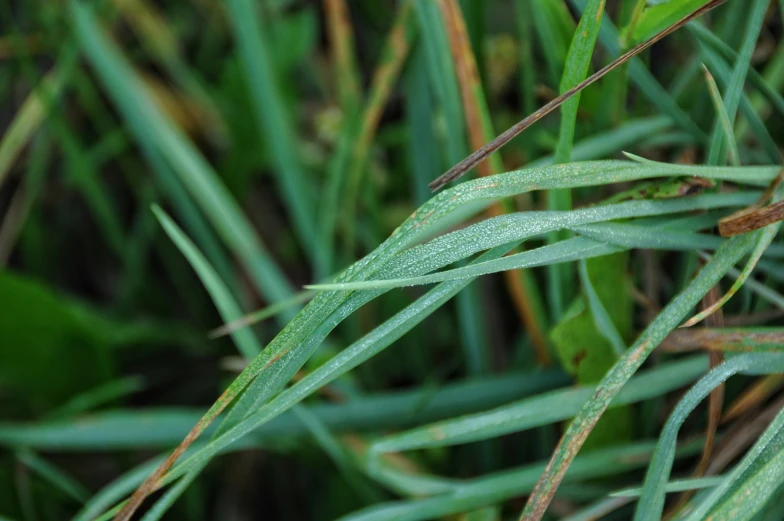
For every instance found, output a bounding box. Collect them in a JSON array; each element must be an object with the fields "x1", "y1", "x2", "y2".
[
  {"x1": 226, "y1": 0, "x2": 323, "y2": 275},
  {"x1": 702, "y1": 64, "x2": 740, "y2": 167},
  {"x1": 519, "y1": 231, "x2": 758, "y2": 520}
]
